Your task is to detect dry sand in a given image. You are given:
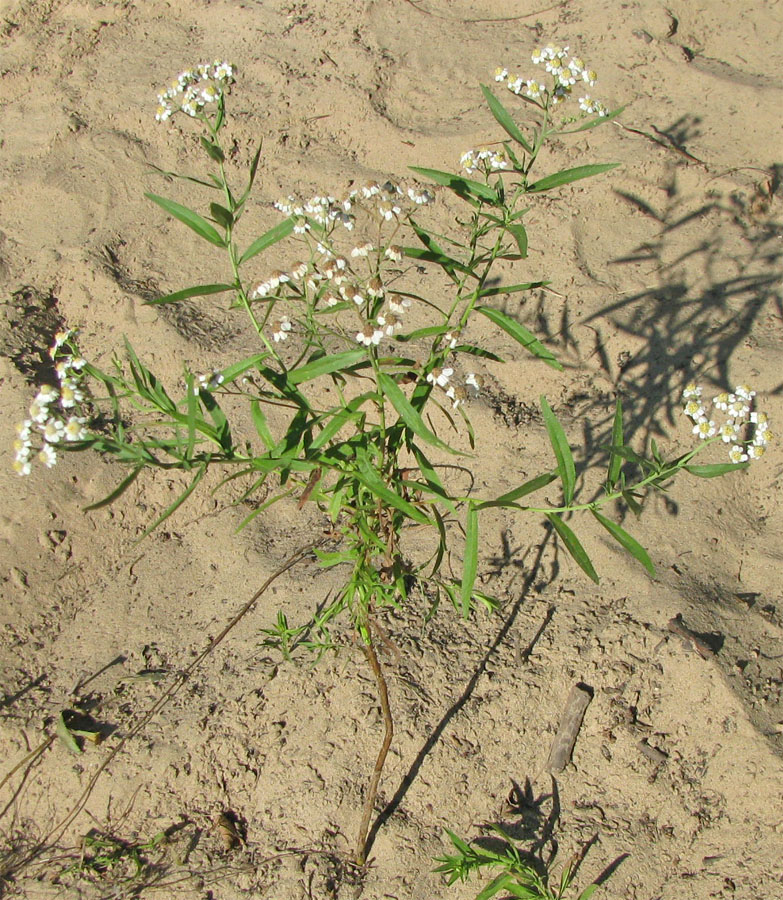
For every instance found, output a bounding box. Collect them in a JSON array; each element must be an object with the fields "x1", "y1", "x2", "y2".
[{"x1": 1, "y1": 1, "x2": 782, "y2": 897}]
